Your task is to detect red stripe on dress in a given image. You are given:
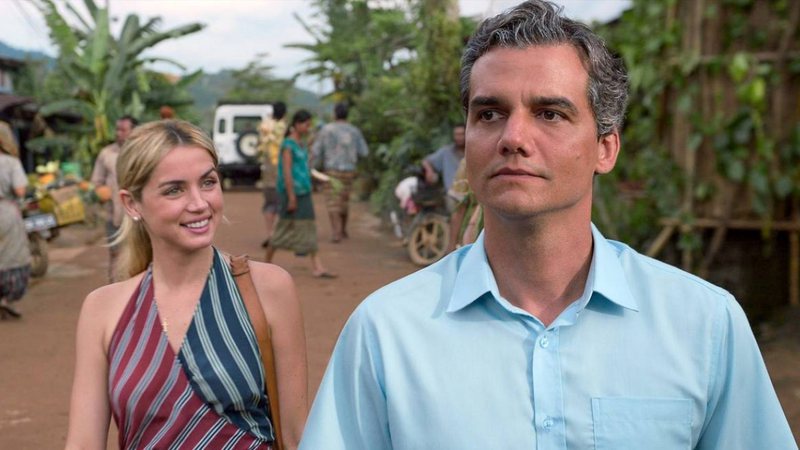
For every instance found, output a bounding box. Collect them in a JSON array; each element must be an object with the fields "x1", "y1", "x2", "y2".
[{"x1": 109, "y1": 272, "x2": 270, "y2": 449}]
